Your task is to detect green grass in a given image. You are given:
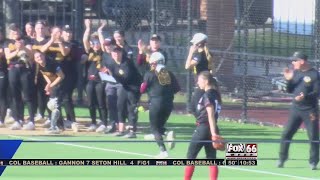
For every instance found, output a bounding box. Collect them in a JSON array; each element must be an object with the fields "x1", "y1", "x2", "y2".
[{"x1": 0, "y1": 111, "x2": 319, "y2": 179}]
